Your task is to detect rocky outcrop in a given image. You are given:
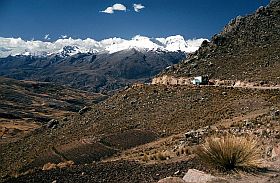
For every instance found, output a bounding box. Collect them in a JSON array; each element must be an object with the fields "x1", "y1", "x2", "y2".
[
  {"x1": 152, "y1": 75, "x2": 192, "y2": 85},
  {"x1": 152, "y1": 75, "x2": 280, "y2": 89}
]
